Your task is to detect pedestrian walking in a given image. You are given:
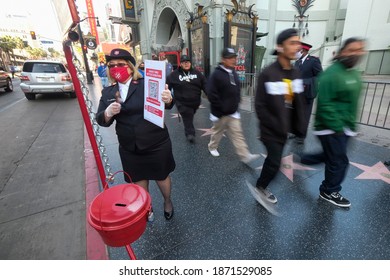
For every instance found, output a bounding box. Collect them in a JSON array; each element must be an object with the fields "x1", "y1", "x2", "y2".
[
  {"x1": 166, "y1": 54, "x2": 207, "y2": 143},
  {"x1": 160, "y1": 53, "x2": 173, "y2": 75},
  {"x1": 10, "y1": 65, "x2": 15, "y2": 79},
  {"x1": 248, "y1": 28, "x2": 306, "y2": 206},
  {"x1": 293, "y1": 42, "x2": 323, "y2": 144},
  {"x1": 97, "y1": 61, "x2": 109, "y2": 88},
  {"x1": 138, "y1": 61, "x2": 145, "y2": 77},
  {"x1": 207, "y1": 47, "x2": 259, "y2": 164},
  {"x1": 96, "y1": 48, "x2": 176, "y2": 221},
  {"x1": 300, "y1": 37, "x2": 366, "y2": 208}
]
